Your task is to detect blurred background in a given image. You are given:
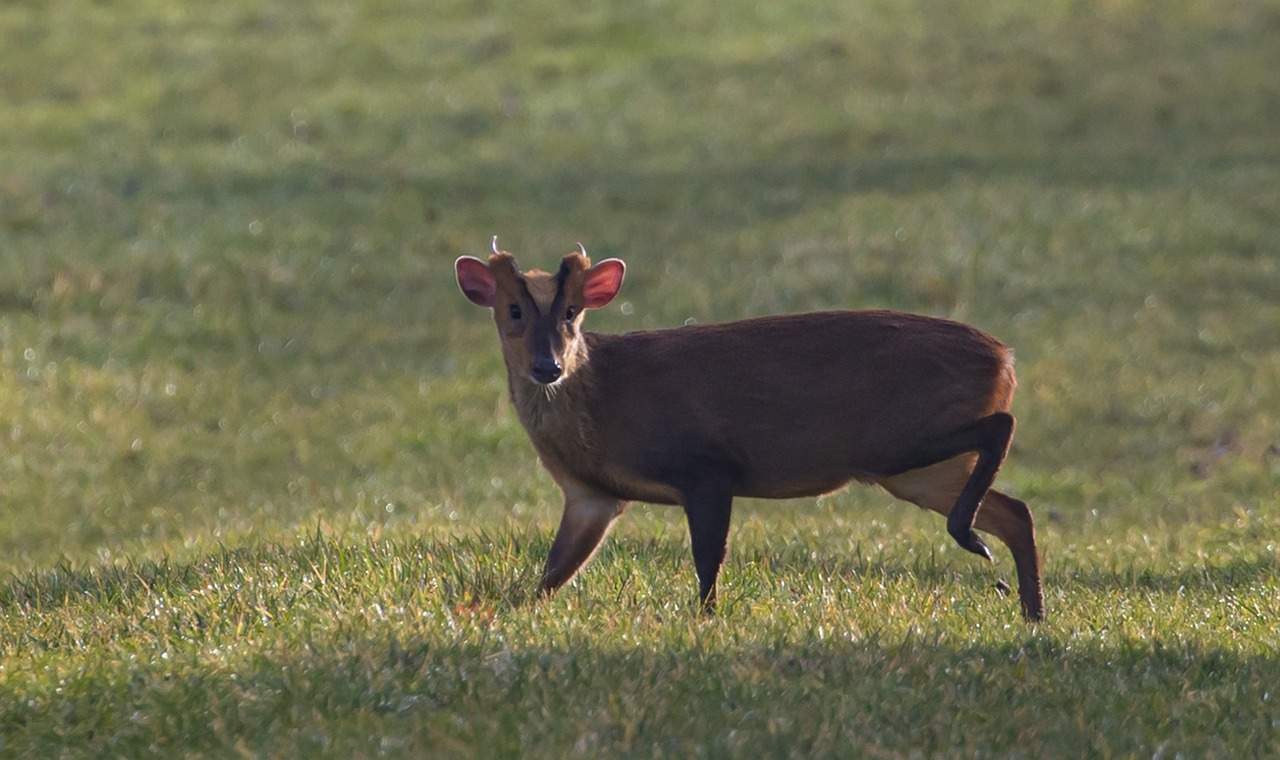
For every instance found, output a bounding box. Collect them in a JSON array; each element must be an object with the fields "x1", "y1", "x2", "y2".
[{"x1": 2, "y1": 0, "x2": 1278, "y2": 569}]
